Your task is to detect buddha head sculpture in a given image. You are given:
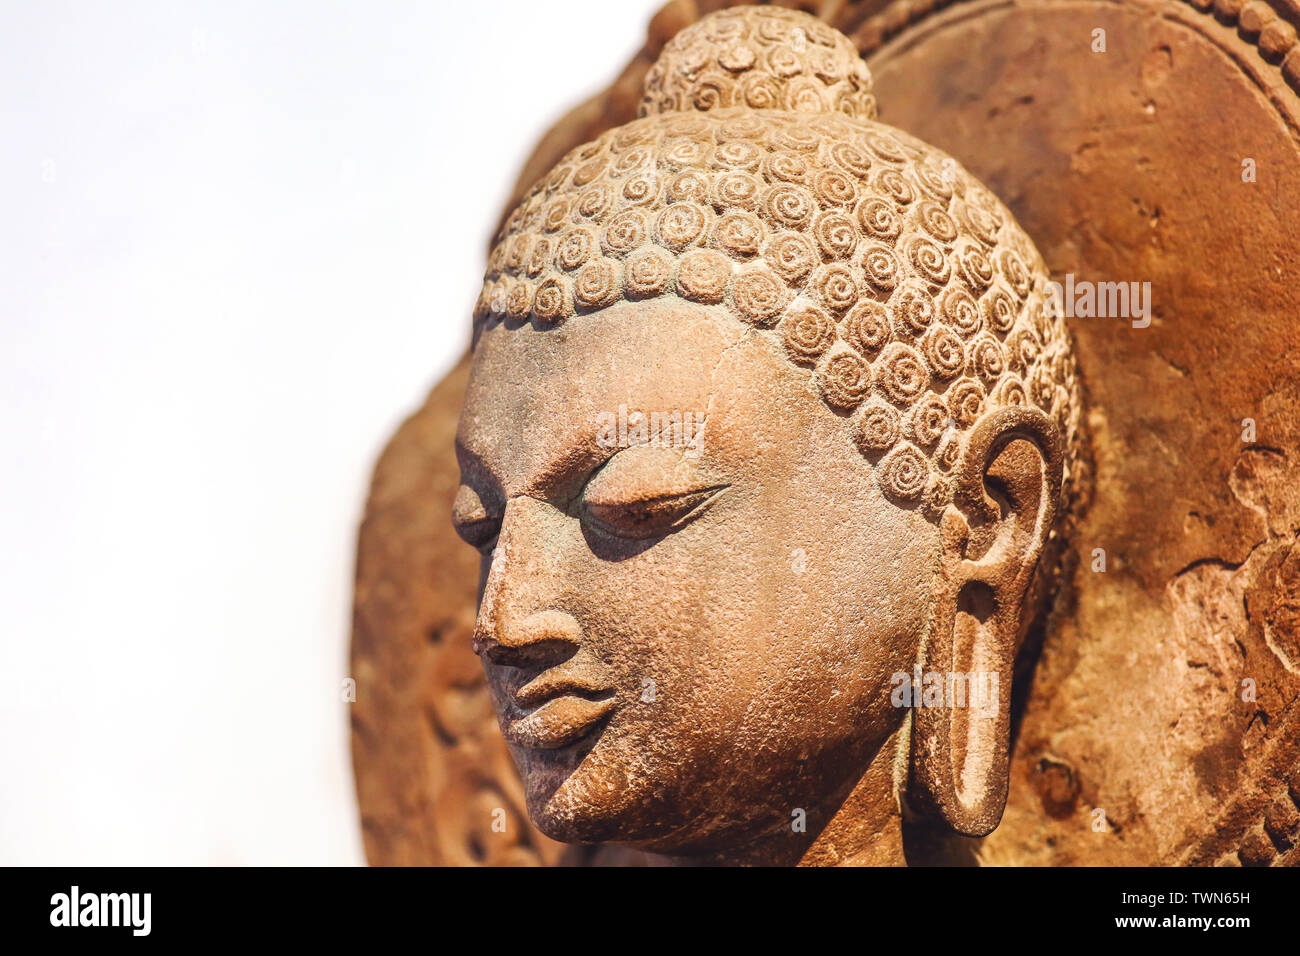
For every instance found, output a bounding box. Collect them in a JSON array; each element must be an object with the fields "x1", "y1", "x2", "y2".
[{"x1": 454, "y1": 5, "x2": 1082, "y2": 865}]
